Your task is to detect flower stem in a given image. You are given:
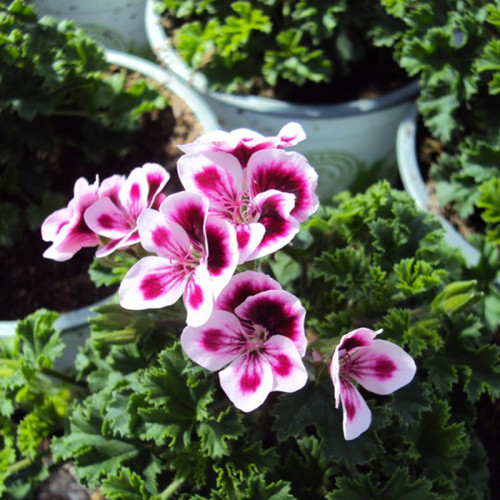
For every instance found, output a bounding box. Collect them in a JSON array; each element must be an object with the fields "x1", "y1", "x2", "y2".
[
  {"x1": 41, "y1": 367, "x2": 87, "y2": 389},
  {"x1": 158, "y1": 477, "x2": 185, "y2": 499}
]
